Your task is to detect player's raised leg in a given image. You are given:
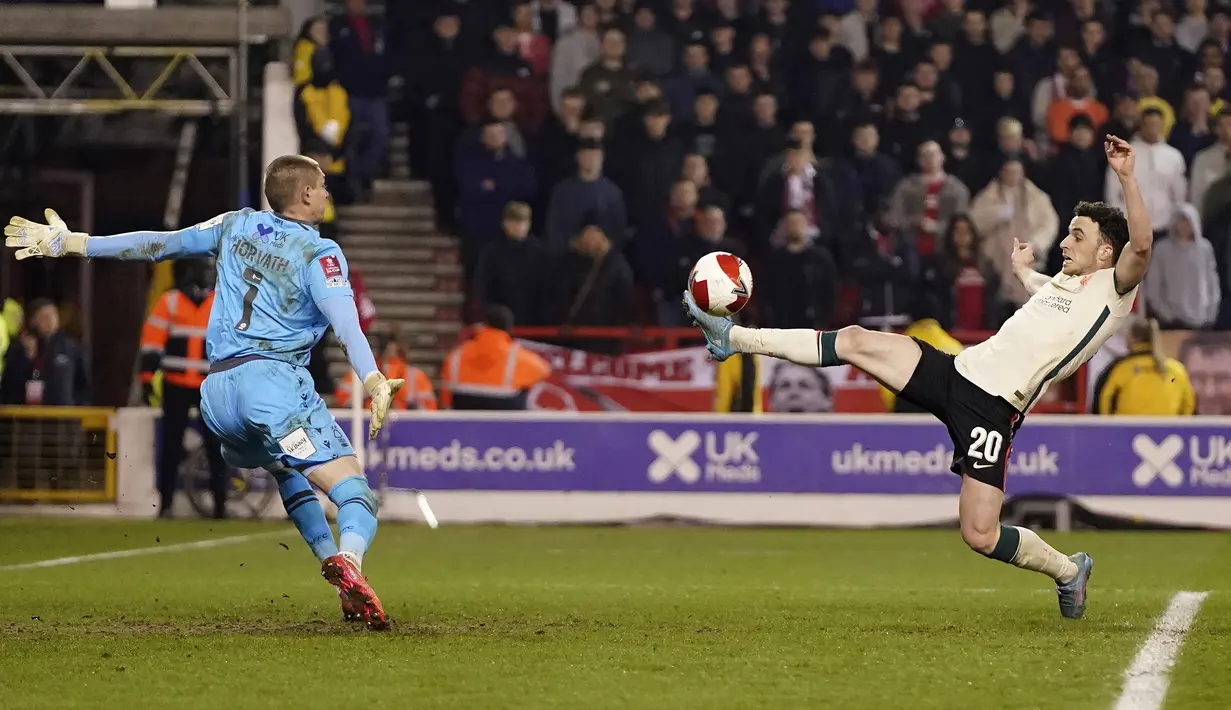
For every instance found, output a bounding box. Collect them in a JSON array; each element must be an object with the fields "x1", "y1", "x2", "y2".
[
  {"x1": 683, "y1": 291, "x2": 923, "y2": 393},
  {"x1": 958, "y1": 475, "x2": 1092, "y2": 619},
  {"x1": 306, "y1": 456, "x2": 386, "y2": 629}
]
